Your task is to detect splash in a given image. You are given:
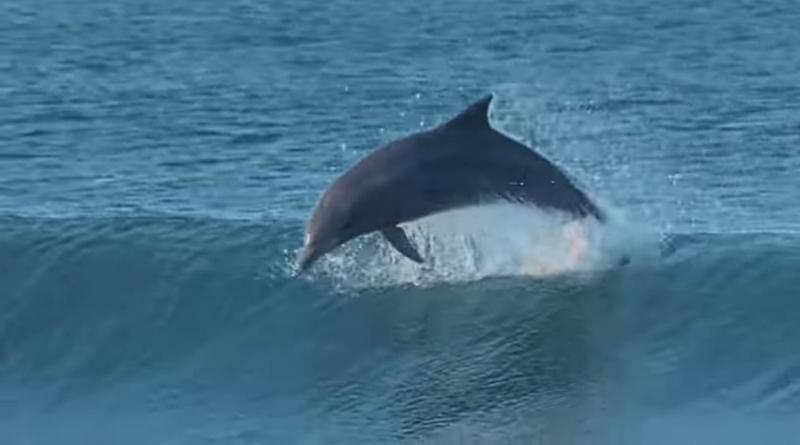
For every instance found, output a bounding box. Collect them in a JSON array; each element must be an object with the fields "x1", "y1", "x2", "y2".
[{"x1": 303, "y1": 203, "x2": 638, "y2": 289}]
